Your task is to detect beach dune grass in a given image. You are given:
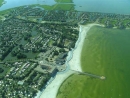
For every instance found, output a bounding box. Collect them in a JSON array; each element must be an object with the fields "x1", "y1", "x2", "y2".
[{"x1": 57, "y1": 26, "x2": 130, "y2": 98}]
